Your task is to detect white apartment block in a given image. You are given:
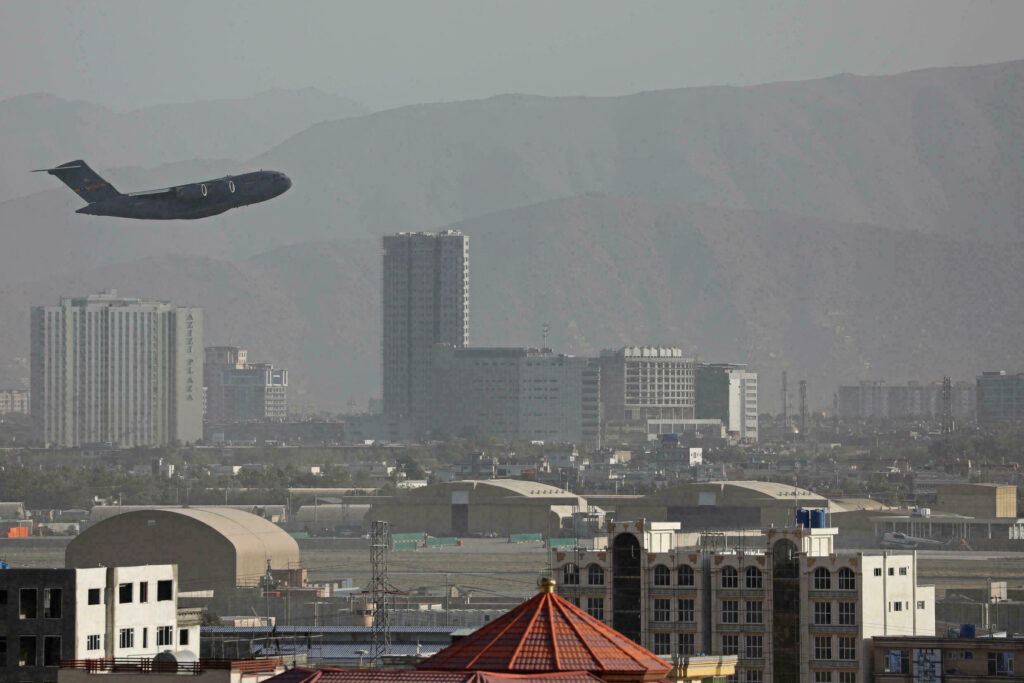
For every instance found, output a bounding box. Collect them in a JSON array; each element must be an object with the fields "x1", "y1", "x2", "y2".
[
  {"x1": 552, "y1": 520, "x2": 934, "y2": 683},
  {"x1": 695, "y1": 363, "x2": 759, "y2": 443},
  {"x1": 382, "y1": 231, "x2": 469, "y2": 431},
  {"x1": 30, "y1": 291, "x2": 203, "y2": 448},
  {"x1": 0, "y1": 564, "x2": 195, "y2": 682}
]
